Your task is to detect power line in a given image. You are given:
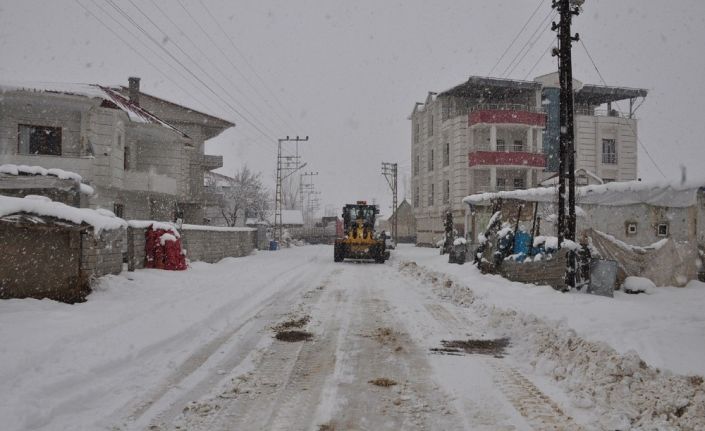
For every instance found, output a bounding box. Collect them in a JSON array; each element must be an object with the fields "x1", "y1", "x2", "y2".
[
  {"x1": 80, "y1": 0, "x2": 224, "y2": 116},
  {"x1": 103, "y1": 0, "x2": 279, "y2": 143},
  {"x1": 501, "y1": 9, "x2": 557, "y2": 78},
  {"x1": 196, "y1": 0, "x2": 303, "y2": 131},
  {"x1": 487, "y1": 0, "x2": 547, "y2": 76},
  {"x1": 523, "y1": 36, "x2": 557, "y2": 80},
  {"x1": 579, "y1": 39, "x2": 667, "y2": 179},
  {"x1": 121, "y1": 0, "x2": 283, "y2": 141},
  {"x1": 171, "y1": 0, "x2": 295, "y2": 135}
]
